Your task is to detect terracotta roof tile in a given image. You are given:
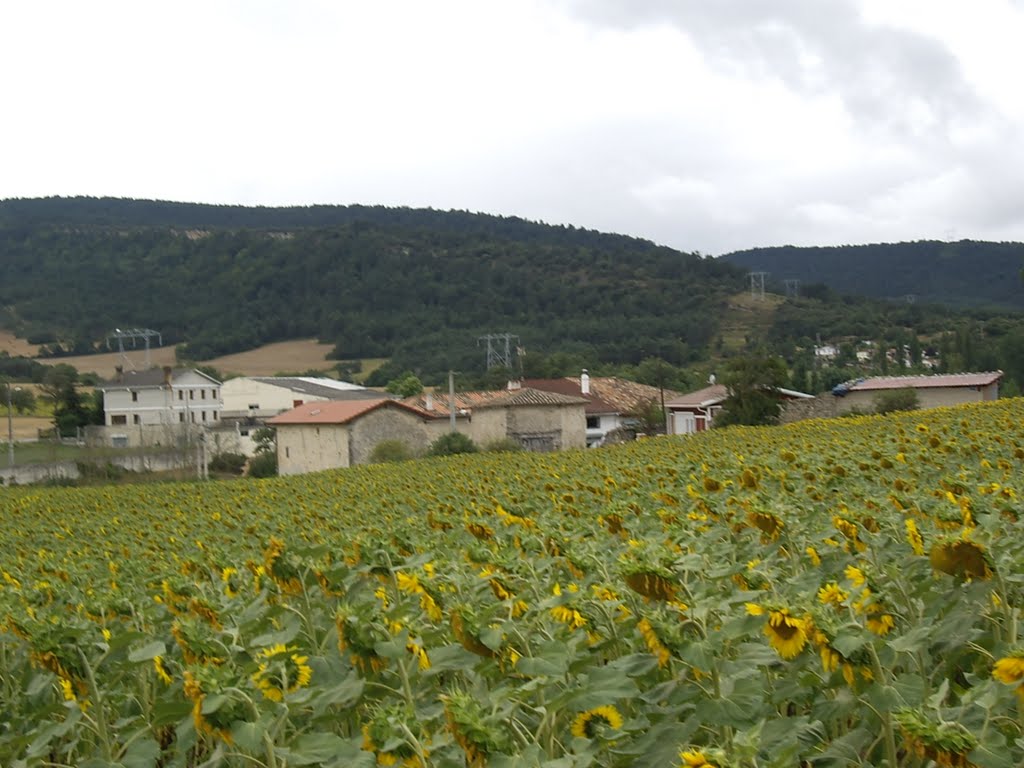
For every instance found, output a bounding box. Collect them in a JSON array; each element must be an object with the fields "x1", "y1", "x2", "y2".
[
  {"x1": 267, "y1": 398, "x2": 431, "y2": 425},
  {"x1": 475, "y1": 387, "x2": 587, "y2": 408}
]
